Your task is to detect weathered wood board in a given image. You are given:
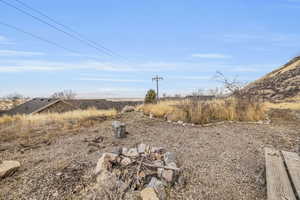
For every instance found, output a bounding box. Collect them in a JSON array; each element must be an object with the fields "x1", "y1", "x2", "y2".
[
  {"x1": 282, "y1": 150, "x2": 300, "y2": 198},
  {"x1": 265, "y1": 148, "x2": 296, "y2": 200}
]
